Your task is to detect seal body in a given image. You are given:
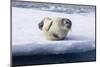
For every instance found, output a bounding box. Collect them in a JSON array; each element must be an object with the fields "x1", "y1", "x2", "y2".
[{"x1": 38, "y1": 17, "x2": 72, "y2": 40}]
